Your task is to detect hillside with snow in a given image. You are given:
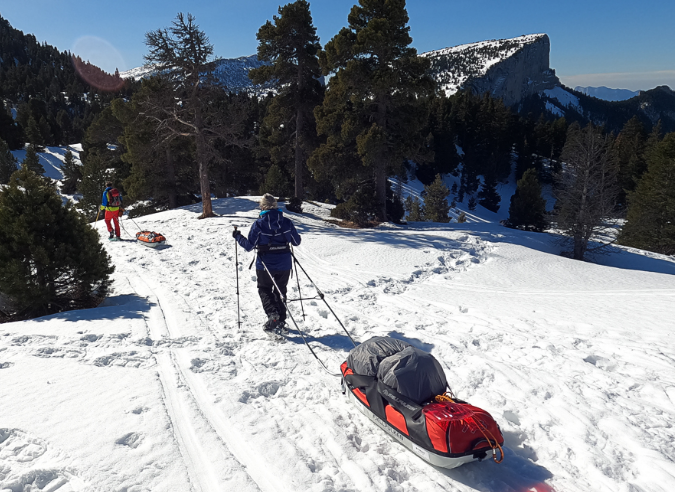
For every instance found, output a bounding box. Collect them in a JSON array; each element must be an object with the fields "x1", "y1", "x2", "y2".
[
  {"x1": 120, "y1": 55, "x2": 275, "y2": 94},
  {"x1": 9, "y1": 144, "x2": 82, "y2": 181},
  {"x1": 2, "y1": 196, "x2": 674, "y2": 492},
  {"x1": 421, "y1": 34, "x2": 559, "y2": 105}
]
